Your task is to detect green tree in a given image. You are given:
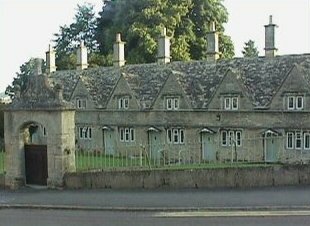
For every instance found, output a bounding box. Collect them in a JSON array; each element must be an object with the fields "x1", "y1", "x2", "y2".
[
  {"x1": 96, "y1": 0, "x2": 234, "y2": 63},
  {"x1": 5, "y1": 58, "x2": 46, "y2": 98},
  {"x1": 242, "y1": 40, "x2": 259, "y2": 57},
  {"x1": 0, "y1": 103, "x2": 4, "y2": 139},
  {"x1": 54, "y1": 3, "x2": 102, "y2": 69}
]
